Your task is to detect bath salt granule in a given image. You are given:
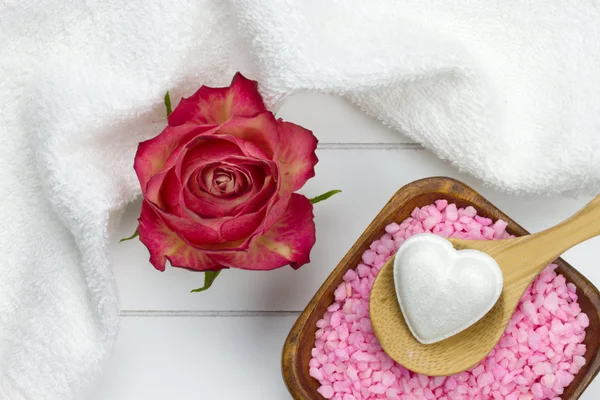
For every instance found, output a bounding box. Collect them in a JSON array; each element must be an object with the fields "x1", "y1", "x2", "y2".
[{"x1": 310, "y1": 202, "x2": 588, "y2": 400}]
